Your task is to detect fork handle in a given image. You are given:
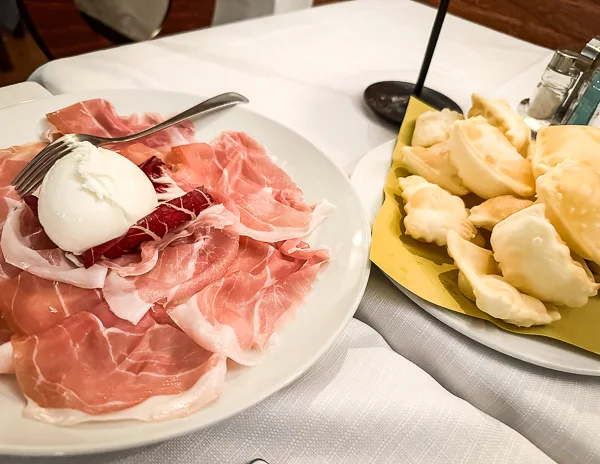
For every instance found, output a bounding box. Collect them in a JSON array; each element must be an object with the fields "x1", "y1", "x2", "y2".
[{"x1": 104, "y1": 92, "x2": 249, "y2": 144}]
